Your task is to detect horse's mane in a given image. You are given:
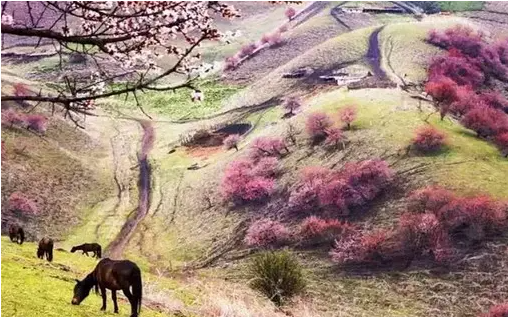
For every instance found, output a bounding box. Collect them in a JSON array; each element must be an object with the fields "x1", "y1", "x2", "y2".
[{"x1": 82, "y1": 272, "x2": 99, "y2": 295}]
